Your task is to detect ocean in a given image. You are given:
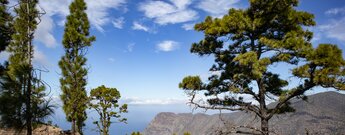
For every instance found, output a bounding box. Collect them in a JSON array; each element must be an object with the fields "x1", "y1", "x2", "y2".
[{"x1": 50, "y1": 104, "x2": 197, "y2": 135}]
